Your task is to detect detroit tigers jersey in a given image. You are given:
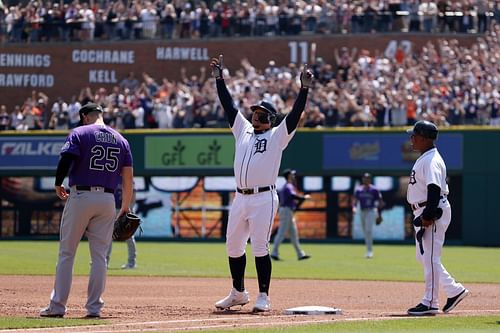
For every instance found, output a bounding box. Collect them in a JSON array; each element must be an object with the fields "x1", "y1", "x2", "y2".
[
  {"x1": 407, "y1": 147, "x2": 449, "y2": 205},
  {"x1": 231, "y1": 111, "x2": 295, "y2": 189},
  {"x1": 60, "y1": 124, "x2": 133, "y2": 190}
]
